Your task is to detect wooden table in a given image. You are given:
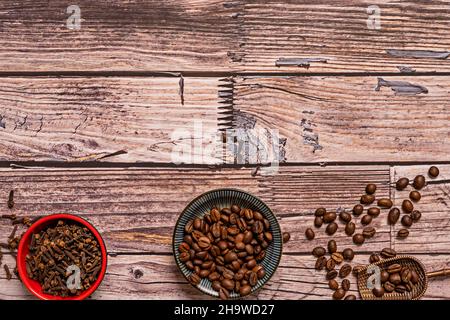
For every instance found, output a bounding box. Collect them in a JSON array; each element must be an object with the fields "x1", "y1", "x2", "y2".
[{"x1": 1, "y1": 0, "x2": 450, "y2": 300}]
